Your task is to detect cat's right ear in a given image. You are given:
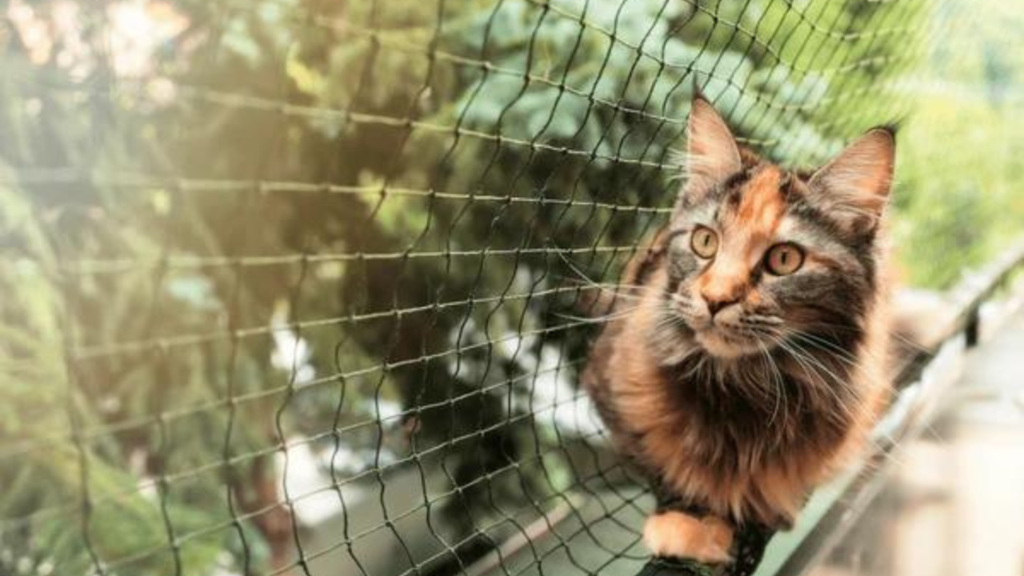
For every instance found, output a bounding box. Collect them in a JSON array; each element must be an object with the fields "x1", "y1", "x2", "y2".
[
  {"x1": 807, "y1": 127, "x2": 895, "y2": 236},
  {"x1": 679, "y1": 93, "x2": 742, "y2": 204}
]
